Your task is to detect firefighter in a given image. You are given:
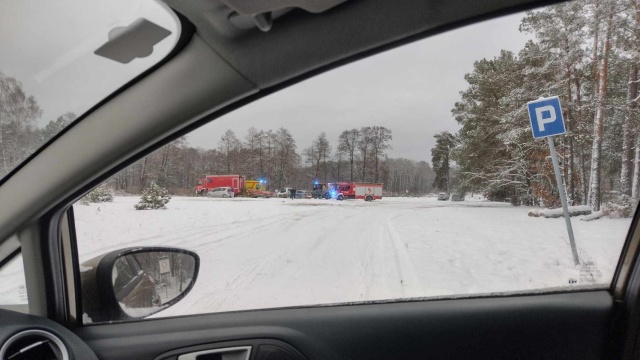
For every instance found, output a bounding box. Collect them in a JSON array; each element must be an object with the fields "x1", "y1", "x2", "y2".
[{"x1": 290, "y1": 188, "x2": 296, "y2": 200}]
